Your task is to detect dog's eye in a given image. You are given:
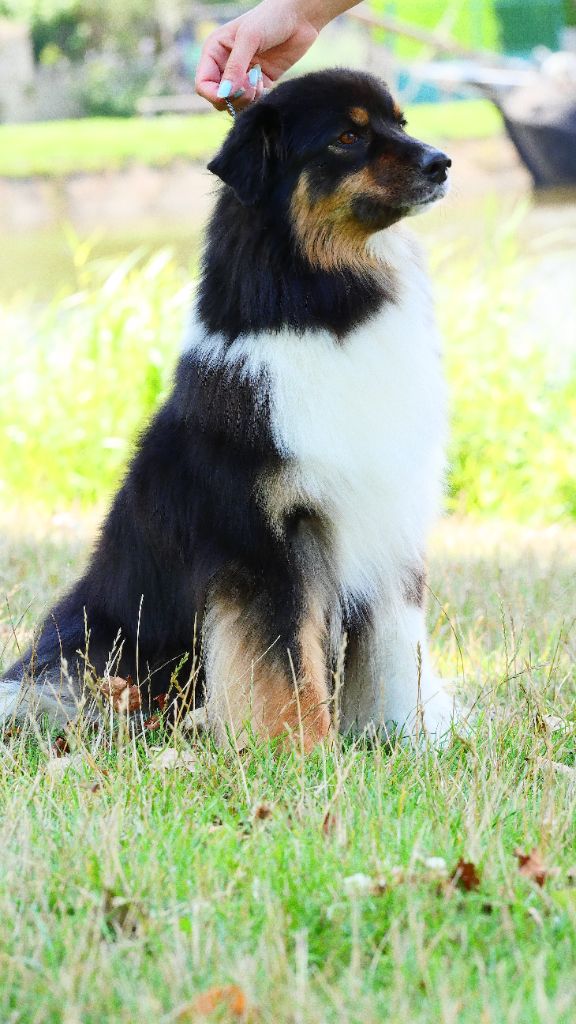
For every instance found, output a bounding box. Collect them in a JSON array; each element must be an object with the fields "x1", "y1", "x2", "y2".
[{"x1": 338, "y1": 131, "x2": 360, "y2": 146}]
